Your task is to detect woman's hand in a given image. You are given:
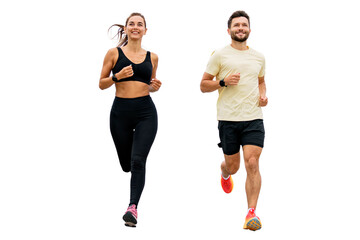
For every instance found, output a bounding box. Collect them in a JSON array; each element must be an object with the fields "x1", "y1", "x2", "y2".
[
  {"x1": 115, "y1": 65, "x2": 133, "y2": 80},
  {"x1": 149, "y1": 78, "x2": 162, "y2": 92}
]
